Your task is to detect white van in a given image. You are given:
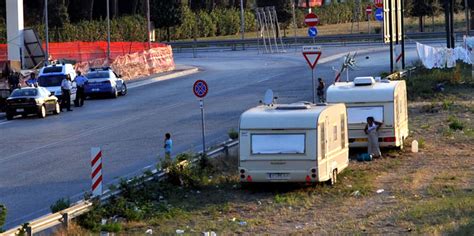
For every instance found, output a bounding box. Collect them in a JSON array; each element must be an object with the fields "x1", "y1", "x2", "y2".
[
  {"x1": 239, "y1": 102, "x2": 349, "y2": 184},
  {"x1": 38, "y1": 63, "x2": 77, "y2": 104},
  {"x1": 326, "y1": 77, "x2": 409, "y2": 148}
]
